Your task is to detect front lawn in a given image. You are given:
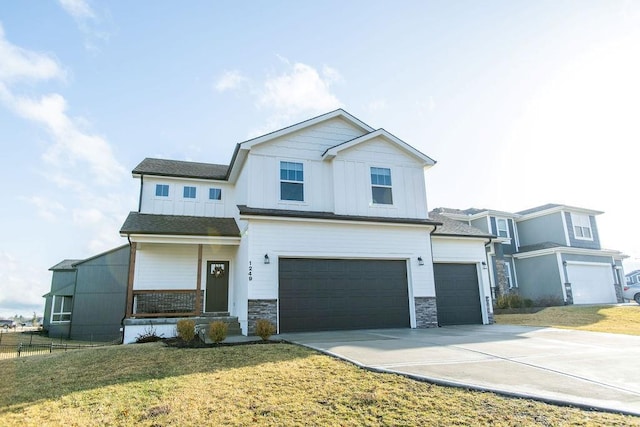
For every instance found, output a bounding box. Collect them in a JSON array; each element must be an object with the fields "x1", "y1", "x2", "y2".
[
  {"x1": 0, "y1": 342, "x2": 637, "y2": 426},
  {"x1": 495, "y1": 305, "x2": 640, "y2": 335}
]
